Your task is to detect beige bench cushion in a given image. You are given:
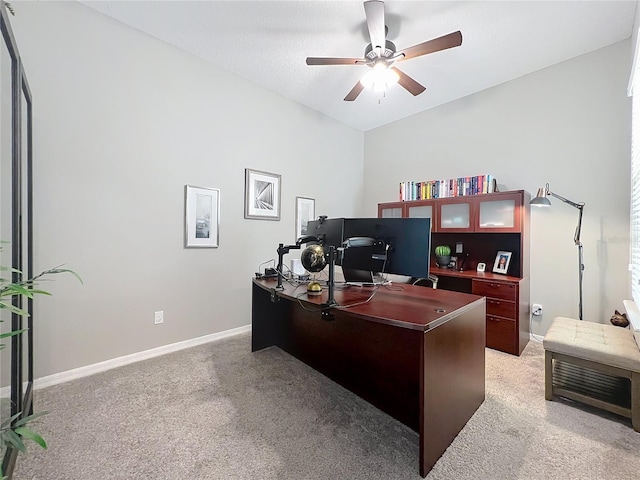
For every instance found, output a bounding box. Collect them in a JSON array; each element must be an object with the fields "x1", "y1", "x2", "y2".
[{"x1": 543, "y1": 317, "x2": 640, "y2": 373}]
